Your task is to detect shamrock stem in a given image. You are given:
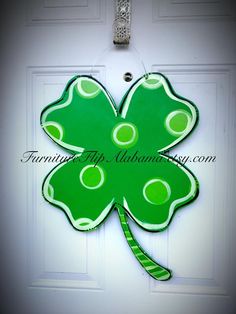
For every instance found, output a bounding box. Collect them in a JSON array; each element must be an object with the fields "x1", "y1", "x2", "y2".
[{"x1": 117, "y1": 205, "x2": 172, "y2": 281}]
